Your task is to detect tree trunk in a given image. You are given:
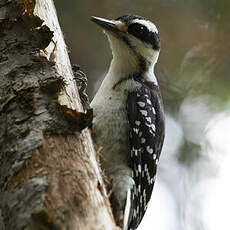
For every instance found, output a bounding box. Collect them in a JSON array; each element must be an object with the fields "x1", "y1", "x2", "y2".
[{"x1": 0, "y1": 0, "x2": 117, "y2": 229}]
